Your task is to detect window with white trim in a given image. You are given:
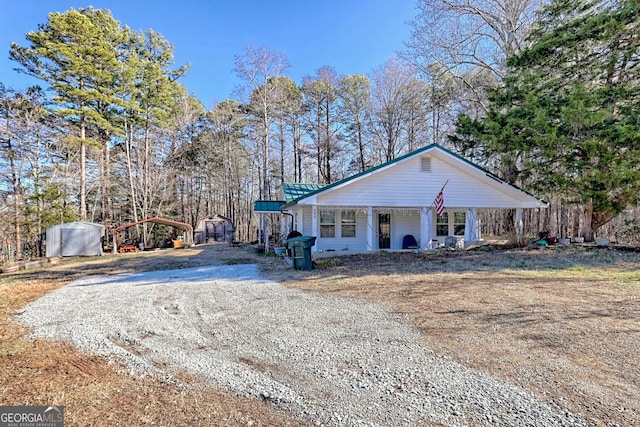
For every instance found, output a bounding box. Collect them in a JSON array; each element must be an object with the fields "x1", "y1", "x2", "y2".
[
  {"x1": 320, "y1": 210, "x2": 335, "y2": 237},
  {"x1": 436, "y1": 212, "x2": 448, "y2": 236},
  {"x1": 341, "y1": 210, "x2": 356, "y2": 237}
]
